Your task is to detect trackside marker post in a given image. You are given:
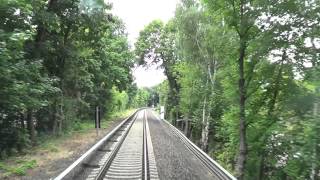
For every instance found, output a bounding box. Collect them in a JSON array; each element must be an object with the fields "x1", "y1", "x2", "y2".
[
  {"x1": 160, "y1": 106, "x2": 165, "y2": 120},
  {"x1": 95, "y1": 106, "x2": 101, "y2": 137}
]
